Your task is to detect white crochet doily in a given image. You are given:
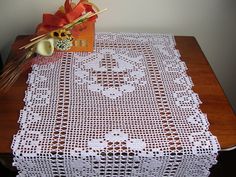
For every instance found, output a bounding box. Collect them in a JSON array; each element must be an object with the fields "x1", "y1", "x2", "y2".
[{"x1": 12, "y1": 32, "x2": 220, "y2": 177}]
